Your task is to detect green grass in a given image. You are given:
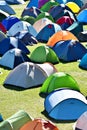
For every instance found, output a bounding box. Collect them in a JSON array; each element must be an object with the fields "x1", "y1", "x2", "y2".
[{"x1": 0, "y1": 2, "x2": 87, "y2": 130}]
